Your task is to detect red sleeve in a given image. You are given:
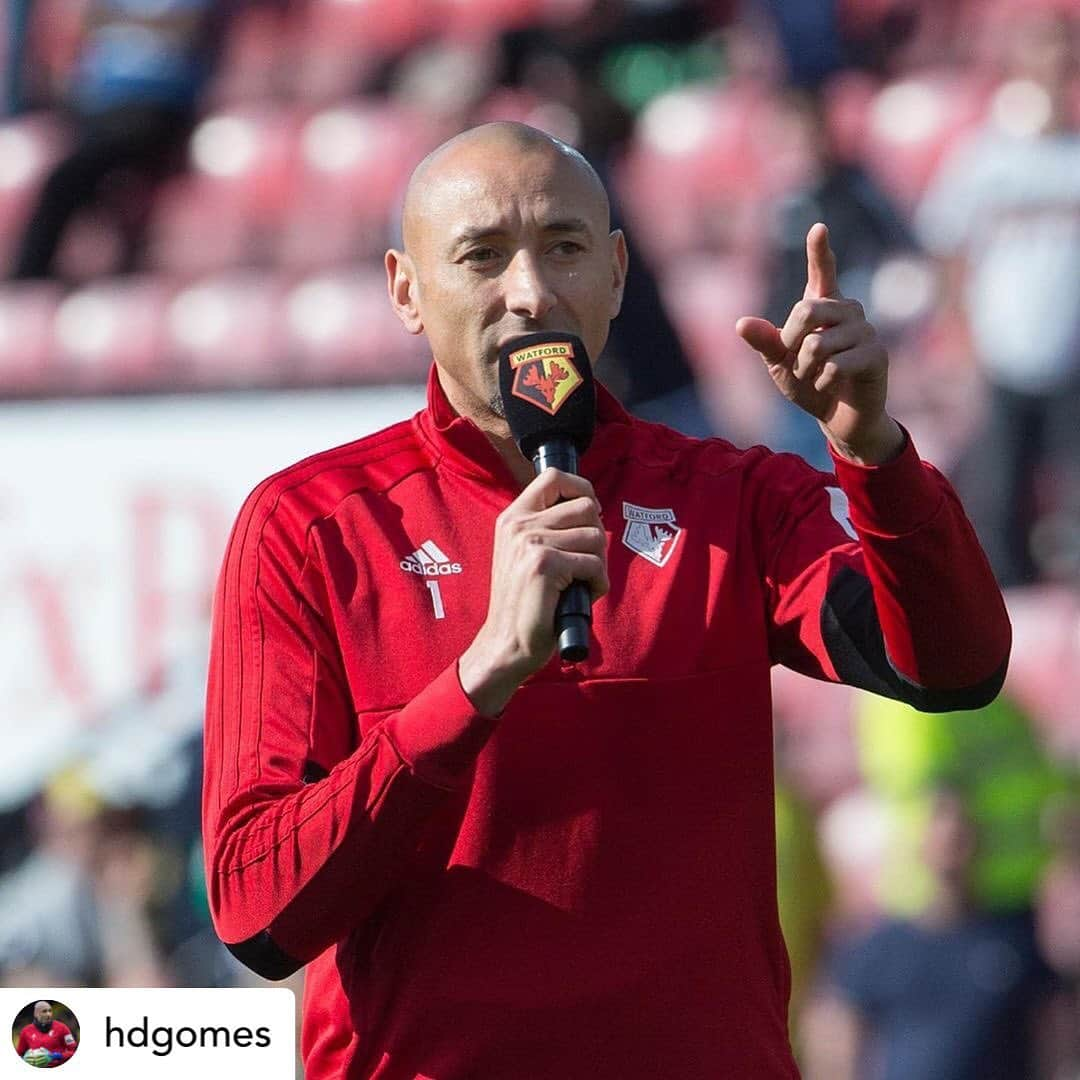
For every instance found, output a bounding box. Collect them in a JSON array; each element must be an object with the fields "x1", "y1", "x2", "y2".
[
  {"x1": 202, "y1": 479, "x2": 496, "y2": 978},
  {"x1": 54, "y1": 1023, "x2": 76, "y2": 1061},
  {"x1": 760, "y1": 431, "x2": 1010, "y2": 707},
  {"x1": 15, "y1": 1028, "x2": 28, "y2": 1056}
]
